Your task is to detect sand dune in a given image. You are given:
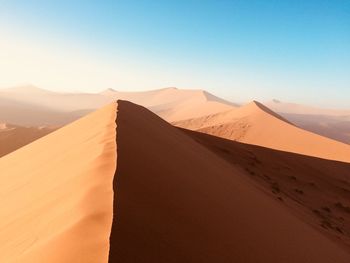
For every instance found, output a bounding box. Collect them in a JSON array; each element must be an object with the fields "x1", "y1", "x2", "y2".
[
  {"x1": 0, "y1": 103, "x2": 116, "y2": 262},
  {"x1": 1, "y1": 86, "x2": 348, "y2": 144},
  {"x1": 0, "y1": 86, "x2": 236, "y2": 125},
  {"x1": 109, "y1": 100, "x2": 350, "y2": 262},
  {"x1": 174, "y1": 101, "x2": 350, "y2": 163},
  {"x1": 184, "y1": 129, "x2": 350, "y2": 249},
  {"x1": 1, "y1": 100, "x2": 350, "y2": 262},
  {"x1": 102, "y1": 87, "x2": 237, "y2": 121},
  {"x1": 0, "y1": 123, "x2": 55, "y2": 157}
]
